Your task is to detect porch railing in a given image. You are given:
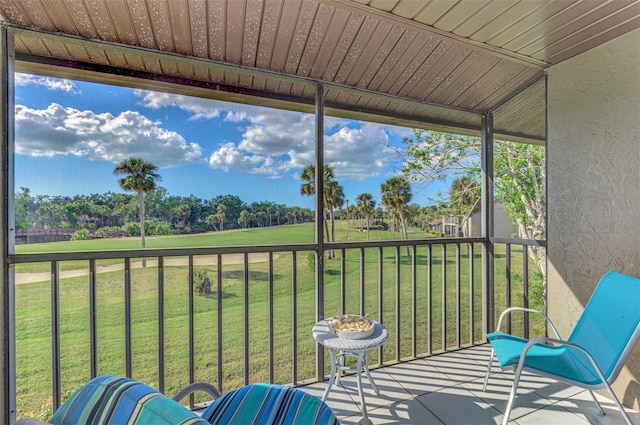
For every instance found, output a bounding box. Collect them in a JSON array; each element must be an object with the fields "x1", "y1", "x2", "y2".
[{"x1": 9, "y1": 237, "x2": 545, "y2": 417}]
